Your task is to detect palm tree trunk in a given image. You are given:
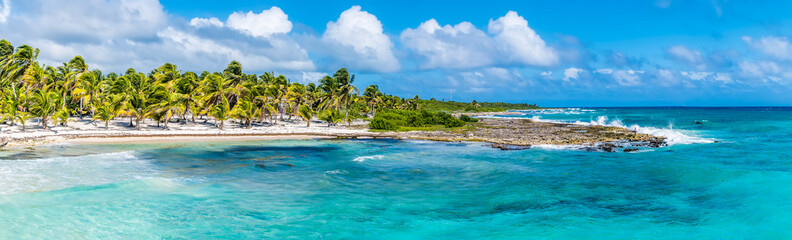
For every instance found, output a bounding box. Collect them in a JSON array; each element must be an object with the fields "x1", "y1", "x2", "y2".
[
  {"x1": 136, "y1": 117, "x2": 141, "y2": 130},
  {"x1": 105, "y1": 120, "x2": 109, "y2": 130}
]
